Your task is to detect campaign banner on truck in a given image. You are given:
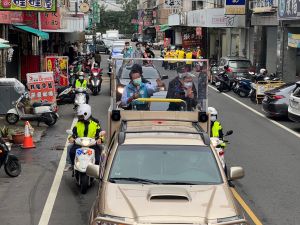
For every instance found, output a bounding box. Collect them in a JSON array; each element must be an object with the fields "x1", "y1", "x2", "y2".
[
  {"x1": 45, "y1": 56, "x2": 69, "y2": 87},
  {"x1": 0, "y1": 0, "x2": 56, "y2": 12},
  {"x1": 26, "y1": 72, "x2": 56, "y2": 104}
]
